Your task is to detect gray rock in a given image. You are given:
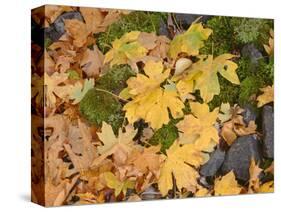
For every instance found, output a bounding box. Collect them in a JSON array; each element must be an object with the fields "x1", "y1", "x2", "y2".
[
  {"x1": 242, "y1": 104, "x2": 257, "y2": 125},
  {"x1": 262, "y1": 105, "x2": 274, "y2": 158},
  {"x1": 221, "y1": 135, "x2": 262, "y2": 181},
  {"x1": 174, "y1": 13, "x2": 213, "y2": 29},
  {"x1": 141, "y1": 186, "x2": 162, "y2": 200},
  {"x1": 241, "y1": 43, "x2": 263, "y2": 71},
  {"x1": 45, "y1": 11, "x2": 84, "y2": 42},
  {"x1": 200, "y1": 147, "x2": 225, "y2": 177},
  {"x1": 158, "y1": 19, "x2": 171, "y2": 39}
]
